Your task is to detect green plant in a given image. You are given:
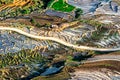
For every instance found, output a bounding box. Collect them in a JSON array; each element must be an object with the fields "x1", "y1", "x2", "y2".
[{"x1": 75, "y1": 8, "x2": 83, "y2": 18}]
